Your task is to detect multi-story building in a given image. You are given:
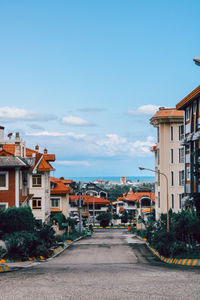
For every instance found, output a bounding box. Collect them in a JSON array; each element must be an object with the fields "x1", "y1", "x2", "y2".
[
  {"x1": 150, "y1": 108, "x2": 184, "y2": 219},
  {"x1": 0, "y1": 126, "x2": 55, "y2": 222},
  {"x1": 50, "y1": 177, "x2": 72, "y2": 219},
  {"x1": 176, "y1": 86, "x2": 200, "y2": 214}
]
